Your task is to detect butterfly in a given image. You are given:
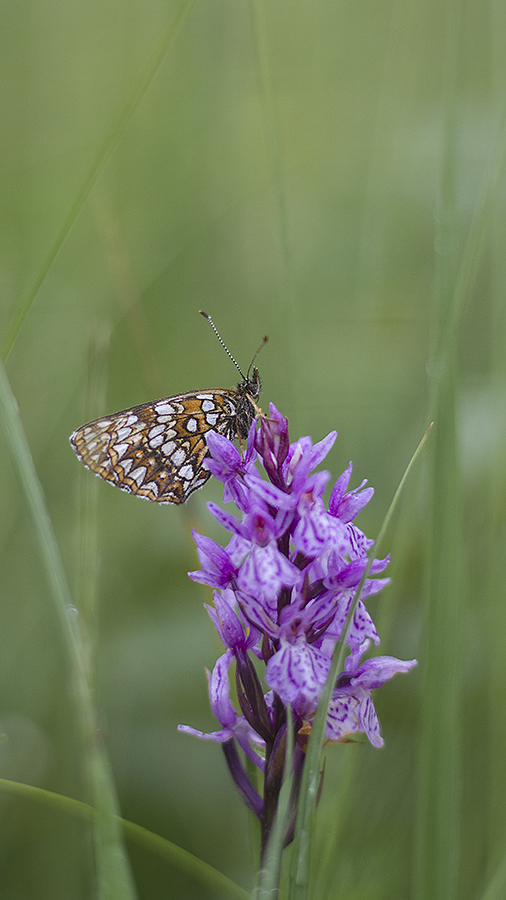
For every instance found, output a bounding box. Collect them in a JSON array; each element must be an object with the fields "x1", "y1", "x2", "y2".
[{"x1": 69, "y1": 313, "x2": 266, "y2": 504}]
